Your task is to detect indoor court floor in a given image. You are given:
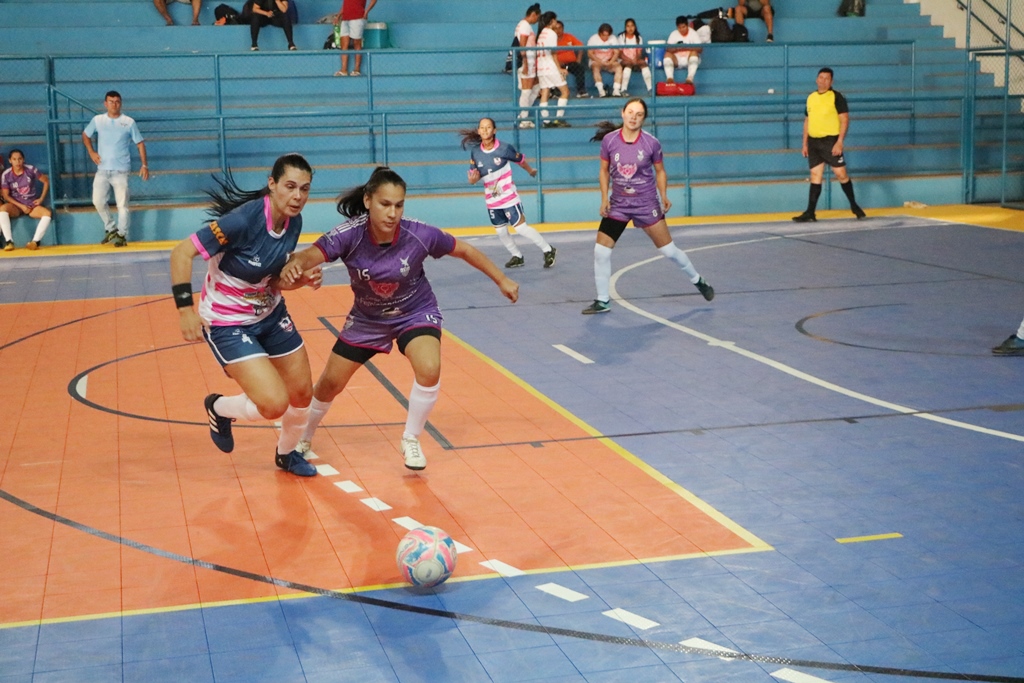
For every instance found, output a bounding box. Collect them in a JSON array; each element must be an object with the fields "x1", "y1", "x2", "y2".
[{"x1": 1, "y1": 205, "x2": 1023, "y2": 682}]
